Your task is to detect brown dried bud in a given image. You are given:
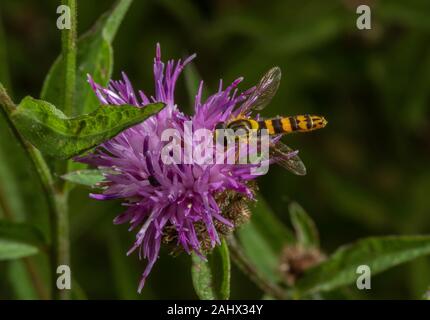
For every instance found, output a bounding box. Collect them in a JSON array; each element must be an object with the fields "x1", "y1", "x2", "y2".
[
  {"x1": 279, "y1": 244, "x2": 325, "y2": 286},
  {"x1": 216, "y1": 180, "x2": 257, "y2": 228}
]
